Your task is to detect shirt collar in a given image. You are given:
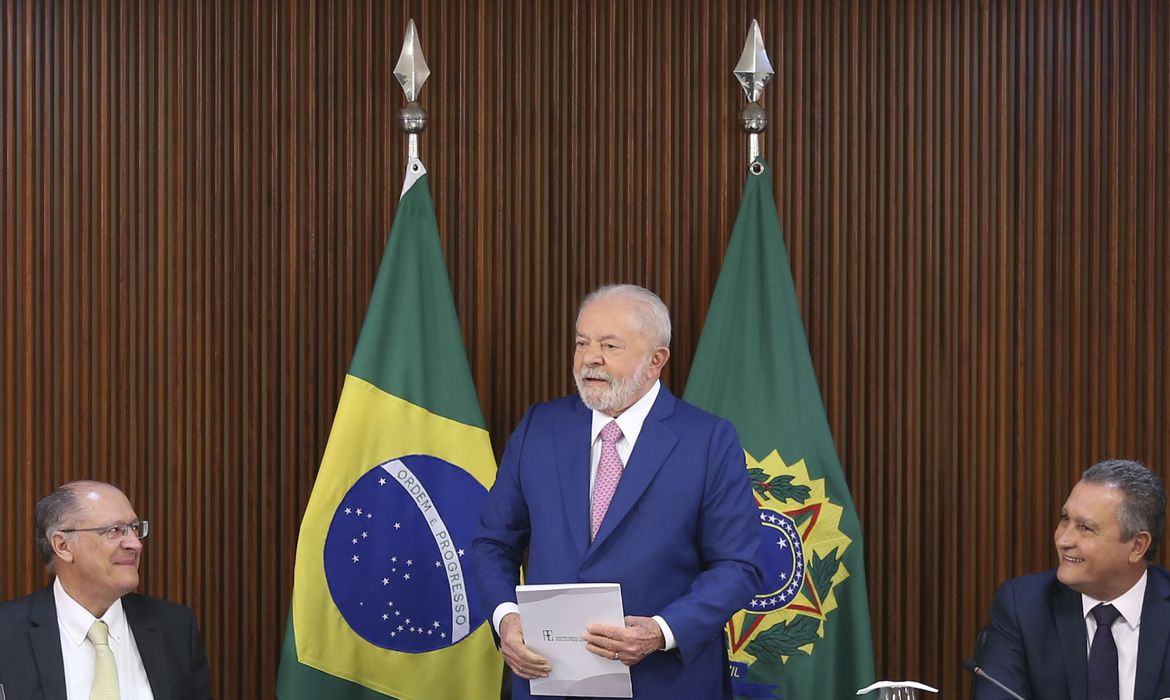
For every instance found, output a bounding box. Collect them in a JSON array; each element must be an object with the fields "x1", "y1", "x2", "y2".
[
  {"x1": 589, "y1": 380, "x2": 661, "y2": 447},
  {"x1": 54, "y1": 577, "x2": 129, "y2": 646},
  {"x1": 1081, "y1": 569, "x2": 1148, "y2": 631}
]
